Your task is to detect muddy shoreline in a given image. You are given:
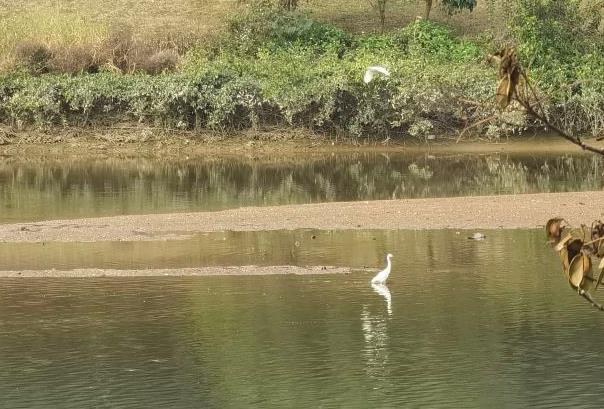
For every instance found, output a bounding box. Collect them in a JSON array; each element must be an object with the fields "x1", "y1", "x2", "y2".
[
  {"x1": 0, "y1": 129, "x2": 600, "y2": 159},
  {"x1": 1, "y1": 191, "x2": 602, "y2": 243}
]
